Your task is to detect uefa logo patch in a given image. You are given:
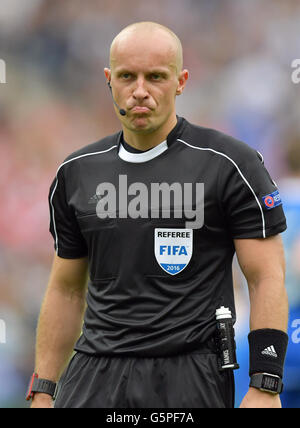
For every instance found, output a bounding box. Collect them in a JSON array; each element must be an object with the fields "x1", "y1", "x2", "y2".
[
  {"x1": 154, "y1": 229, "x2": 193, "y2": 276},
  {"x1": 262, "y1": 190, "x2": 282, "y2": 210}
]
